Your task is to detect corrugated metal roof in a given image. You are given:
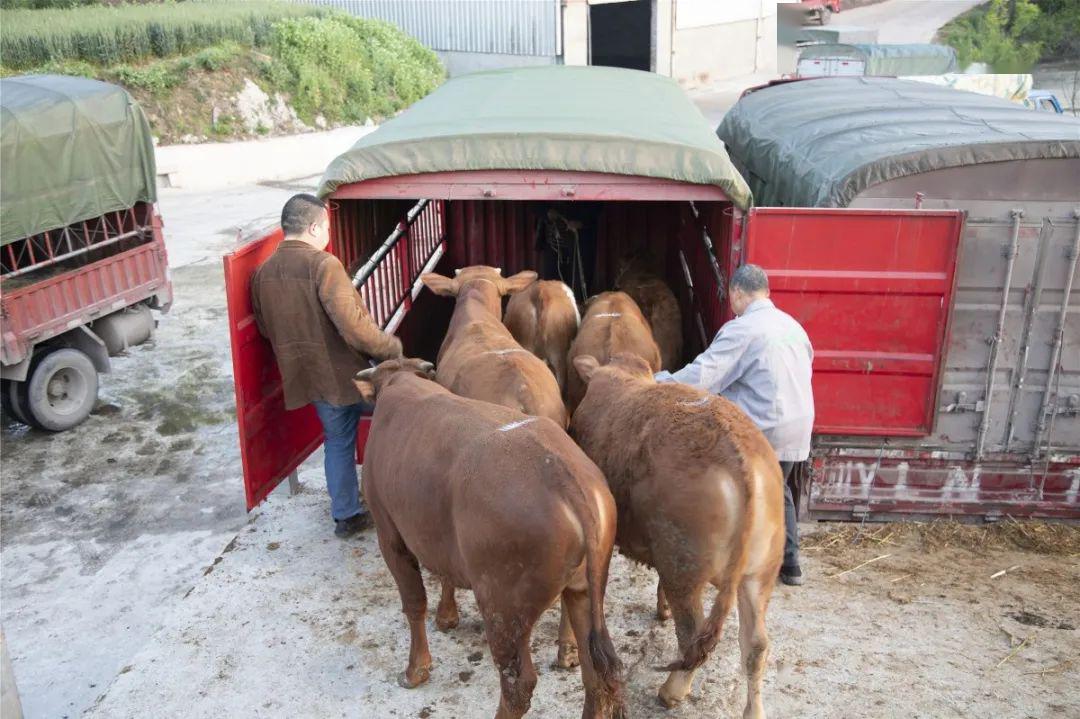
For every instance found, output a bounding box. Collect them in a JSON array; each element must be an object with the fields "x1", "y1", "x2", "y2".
[
  {"x1": 299, "y1": 0, "x2": 559, "y2": 56},
  {"x1": 716, "y1": 76, "x2": 1080, "y2": 207}
]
